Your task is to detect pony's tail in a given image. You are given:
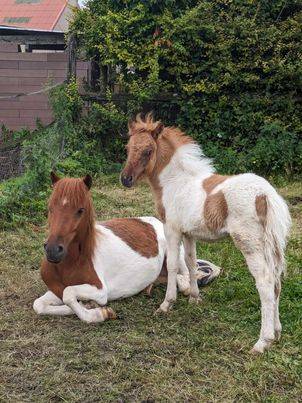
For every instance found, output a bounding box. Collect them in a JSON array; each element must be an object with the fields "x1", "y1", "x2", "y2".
[{"x1": 263, "y1": 191, "x2": 291, "y2": 278}]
